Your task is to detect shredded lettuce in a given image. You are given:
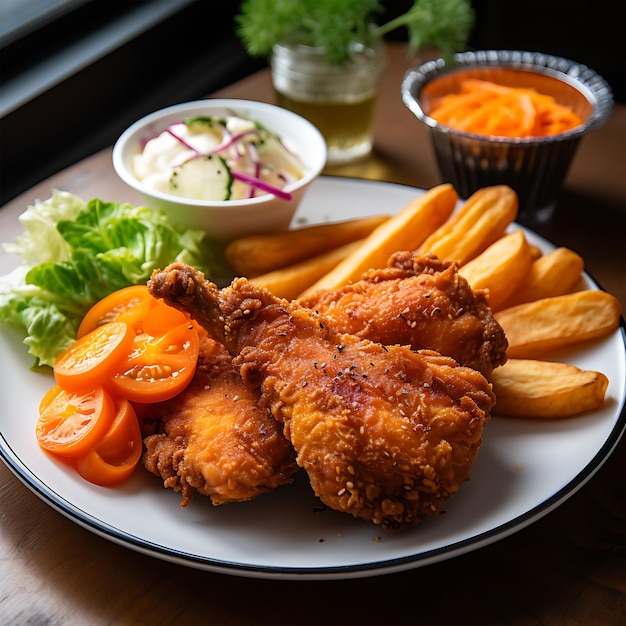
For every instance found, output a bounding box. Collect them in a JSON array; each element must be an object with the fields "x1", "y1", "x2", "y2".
[{"x1": 0, "y1": 190, "x2": 230, "y2": 368}]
